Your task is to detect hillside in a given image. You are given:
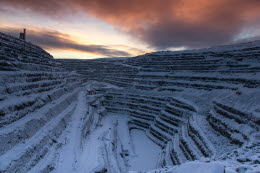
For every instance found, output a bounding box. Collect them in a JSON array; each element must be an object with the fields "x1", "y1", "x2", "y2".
[{"x1": 0, "y1": 32, "x2": 259, "y2": 173}]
